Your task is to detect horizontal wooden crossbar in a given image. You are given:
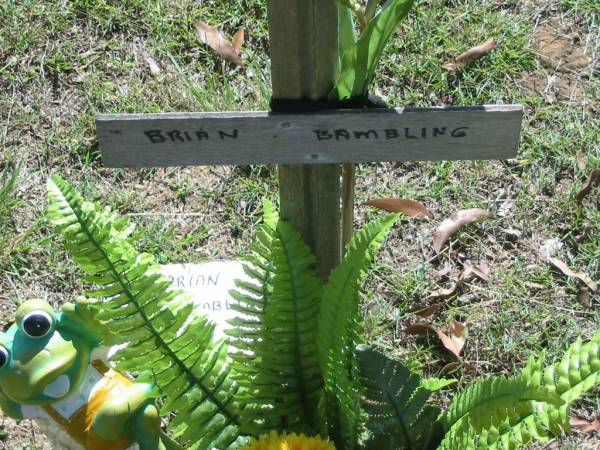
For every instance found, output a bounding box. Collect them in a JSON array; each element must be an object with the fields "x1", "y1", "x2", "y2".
[{"x1": 97, "y1": 105, "x2": 523, "y2": 167}]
